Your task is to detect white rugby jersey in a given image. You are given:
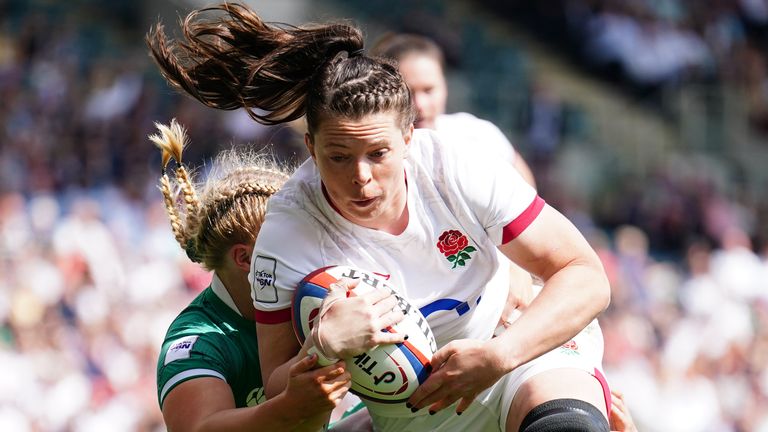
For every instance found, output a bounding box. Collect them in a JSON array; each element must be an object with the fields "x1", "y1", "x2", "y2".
[
  {"x1": 250, "y1": 129, "x2": 543, "y2": 347},
  {"x1": 435, "y1": 112, "x2": 517, "y2": 165}
]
